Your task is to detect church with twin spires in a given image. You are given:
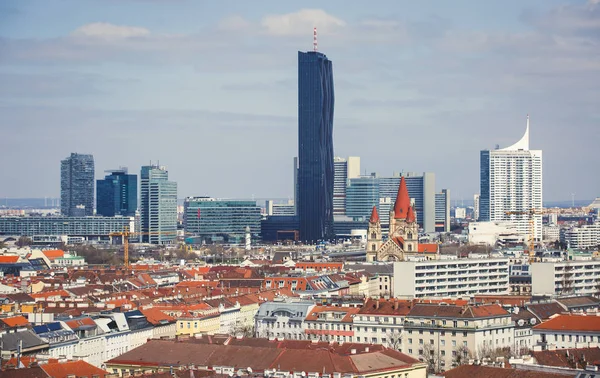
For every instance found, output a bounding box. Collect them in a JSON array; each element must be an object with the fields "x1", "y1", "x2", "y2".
[{"x1": 366, "y1": 176, "x2": 440, "y2": 262}]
